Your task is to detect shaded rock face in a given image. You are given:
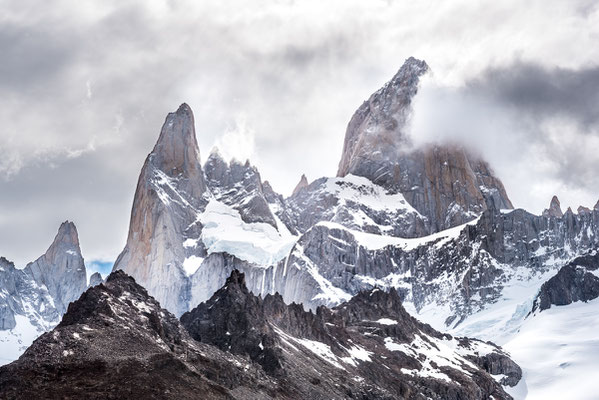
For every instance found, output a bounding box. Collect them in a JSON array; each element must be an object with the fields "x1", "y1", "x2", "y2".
[
  {"x1": 533, "y1": 252, "x2": 599, "y2": 312},
  {"x1": 24, "y1": 221, "x2": 87, "y2": 315},
  {"x1": 113, "y1": 104, "x2": 209, "y2": 316},
  {"x1": 204, "y1": 150, "x2": 277, "y2": 228},
  {"x1": 182, "y1": 270, "x2": 519, "y2": 399},
  {"x1": 336, "y1": 57, "x2": 512, "y2": 233}
]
